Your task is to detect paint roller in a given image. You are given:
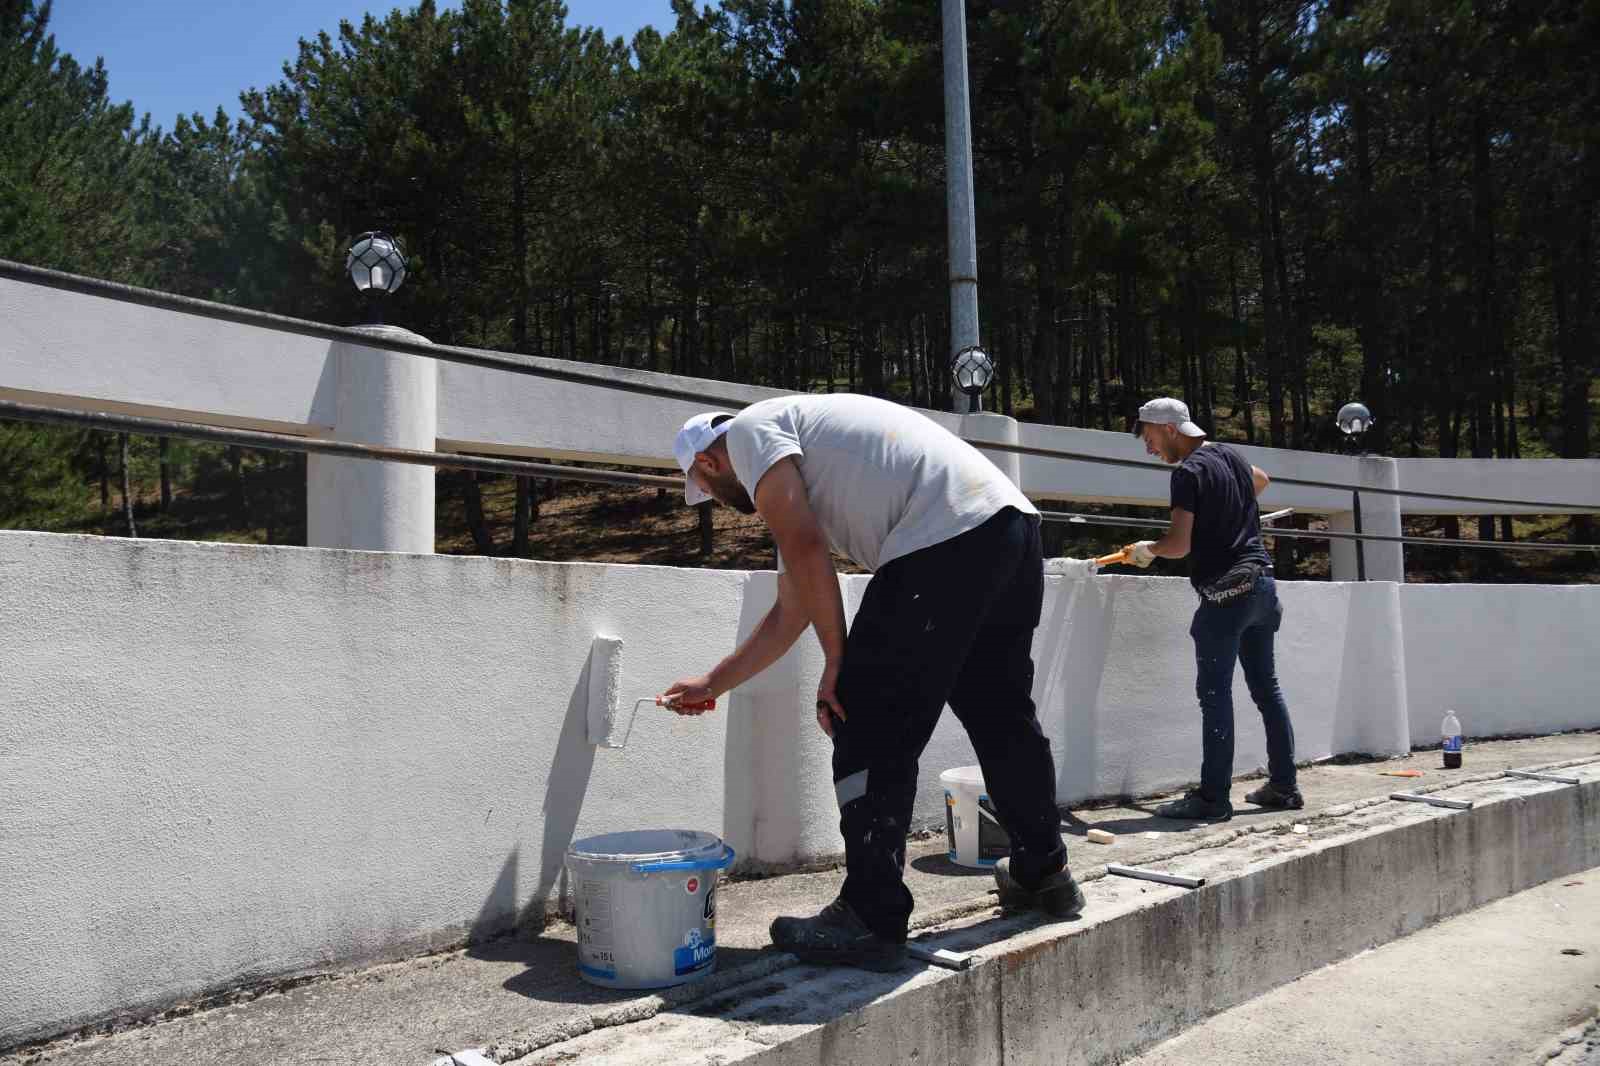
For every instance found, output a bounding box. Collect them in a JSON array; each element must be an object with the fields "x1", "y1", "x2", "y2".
[
  {"x1": 585, "y1": 635, "x2": 716, "y2": 749},
  {"x1": 1043, "y1": 548, "x2": 1132, "y2": 579}
]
